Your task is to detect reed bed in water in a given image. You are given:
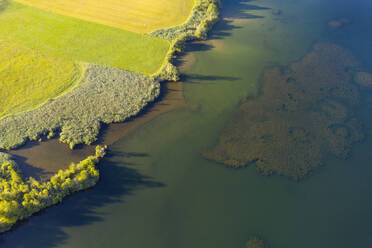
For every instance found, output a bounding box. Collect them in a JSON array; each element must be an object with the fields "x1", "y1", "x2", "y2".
[{"x1": 0, "y1": 66, "x2": 160, "y2": 150}]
